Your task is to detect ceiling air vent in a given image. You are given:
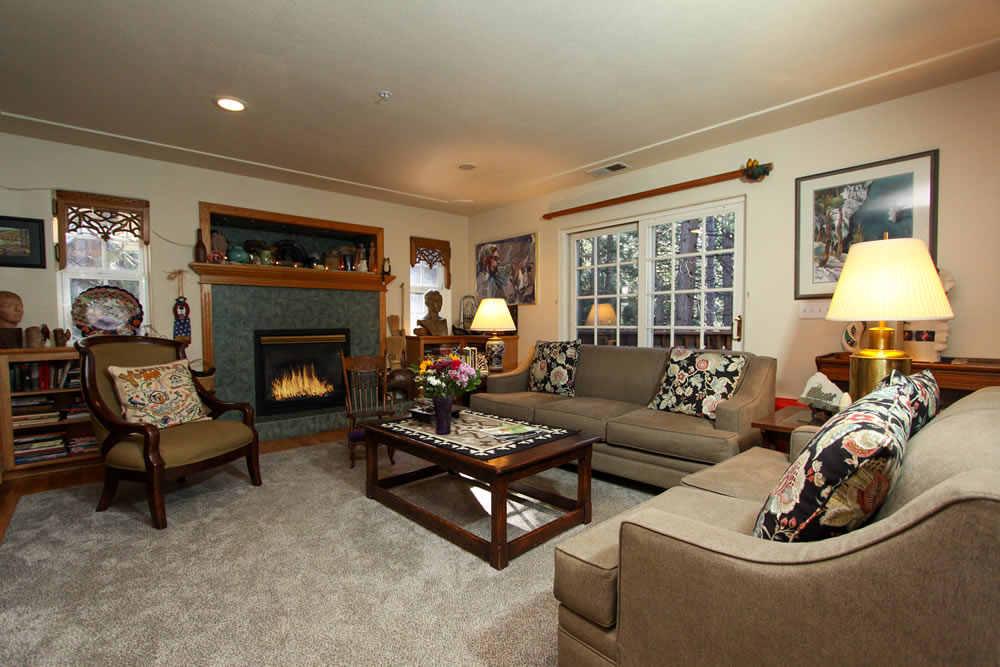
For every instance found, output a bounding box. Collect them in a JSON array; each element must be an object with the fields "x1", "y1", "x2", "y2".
[{"x1": 587, "y1": 162, "x2": 631, "y2": 176}]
